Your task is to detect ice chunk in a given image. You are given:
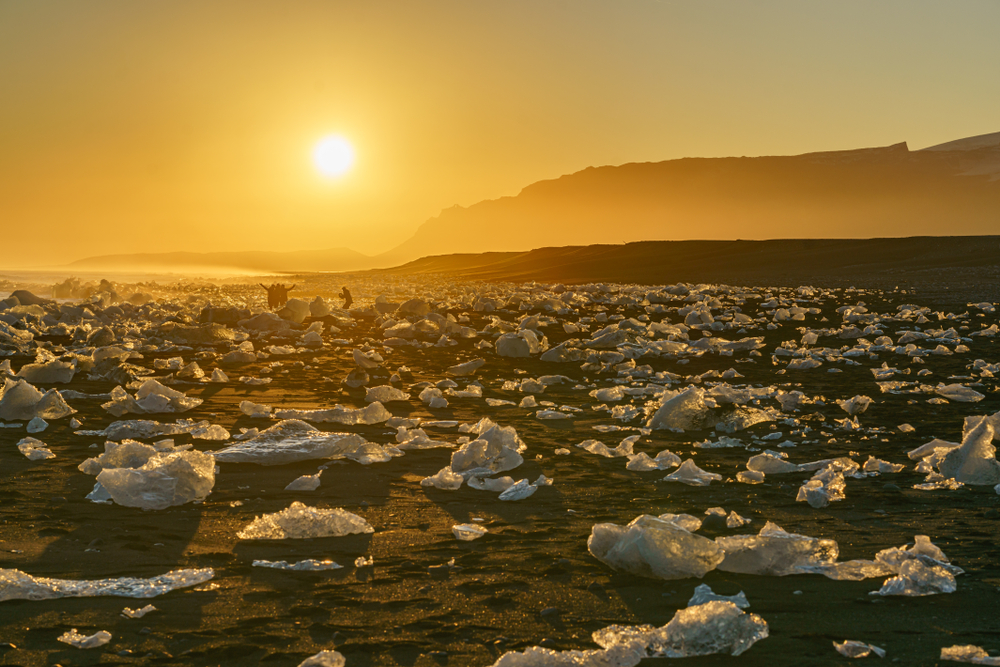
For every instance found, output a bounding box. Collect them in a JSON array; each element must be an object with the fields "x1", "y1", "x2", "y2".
[
  {"x1": 450, "y1": 430, "x2": 525, "y2": 477},
  {"x1": 647, "y1": 386, "x2": 710, "y2": 431},
  {"x1": 626, "y1": 450, "x2": 681, "y2": 471},
  {"x1": 102, "y1": 380, "x2": 202, "y2": 417},
  {"x1": 96, "y1": 449, "x2": 216, "y2": 510},
  {"x1": 274, "y1": 401, "x2": 391, "y2": 425},
  {"x1": 870, "y1": 535, "x2": 962, "y2": 596},
  {"x1": 453, "y1": 523, "x2": 488, "y2": 541},
  {"x1": 935, "y1": 383, "x2": 984, "y2": 402},
  {"x1": 663, "y1": 459, "x2": 721, "y2": 486},
  {"x1": 298, "y1": 650, "x2": 347, "y2": 667},
  {"x1": 0, "y1": 379, "x2": 75, "y2": 420},
  {"x1": 490, "y1": 645, "x2": 643, "y2": 667},
  {"x1": 285, "y1": 471, "x2": 322, "y2": 491},
  {"x1": 79, "y1": 440, "x2": 159, "y2": 475},
  {"x1": 253, "y1": 559, "x2": 343, "y2": 571},
  {"x1": 937, "y1": 416, "x2": 1000, "y2": 485},
  {"x1": 587, "y1": 515, "x2": 725, "y2": 580},
  {"x1": 496, "y1": 330, "x2": 547, "y2": 357},
  {"x1": 420, "y1": 466, "x2": 464, "y2": 490},
  {"x1": 238, "y1": 501, "x2": 373, "y2": 539},
  {"x1": 121, "y1": 604, "x2": 156, "y2": 618},
  {"x1": 16, "y1": 358, "x2": 76, "y2": 384},
  {"x1": 834, "y1": 640, "x2": 886, "y2": 659},
  {"x1": 716, "y1": 522, "x2": 838, "y2": 576},
  {"x1": 212, "y1": 420, "x2": 371, "y2": 465},
  {"x1": 796, "y1": 559, "x2": 893, "y2": 581},
  {"x1": 940, "y1": 645, "x2": 1000, "y2": 665},
  {"x1": 838, "y1": 395, "x2": 872, "y2": 416},
  {"x1": 240, "y1": 400, "x2": 272, "y2": 418},
  {"x1": 737, "y1": 470, "x2": 765, "y2": 484},
  {"x1": 17, "y1": 436, "x2": 54, "y2": 460},
  {"x1": 577, "y1": 436, "x2": 636, "y2": 458},
  {"x1": 352, "y1": 348, "x2": 382, "y2": 369},
  {"x1": 57, "y1": 629, "x2": 112, "y2": 649},
  {"x1": 863, "y1": 456, "x2": 905, "y2": 473},
  {"x1": 499, "y1": 478, "x2": 537, "y2": 500},
  {"x1": 592, "y1": 600, "x2": 768, "y2": 658},
  {"x1": 687, "y1": 583, "x2": 750, "y2": 609},
  {"x1": 365, "y1": 385, "x2": 409, "y2": 403},
  {"x1": 447, "y1": 358, "x2": 485, "y2": 376},
  {"x1": 873, "y1": 558, "x2": 958, "y2": 596},
  {"x1": 796, "y1": 465, "x2": 846, "y2": 508},
  {"x1": 468, "y1": 476, "x2": 515, "y2": 492},
  {"x1": 0, "y1": 567, "x2": 214, "y2": 601}
]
